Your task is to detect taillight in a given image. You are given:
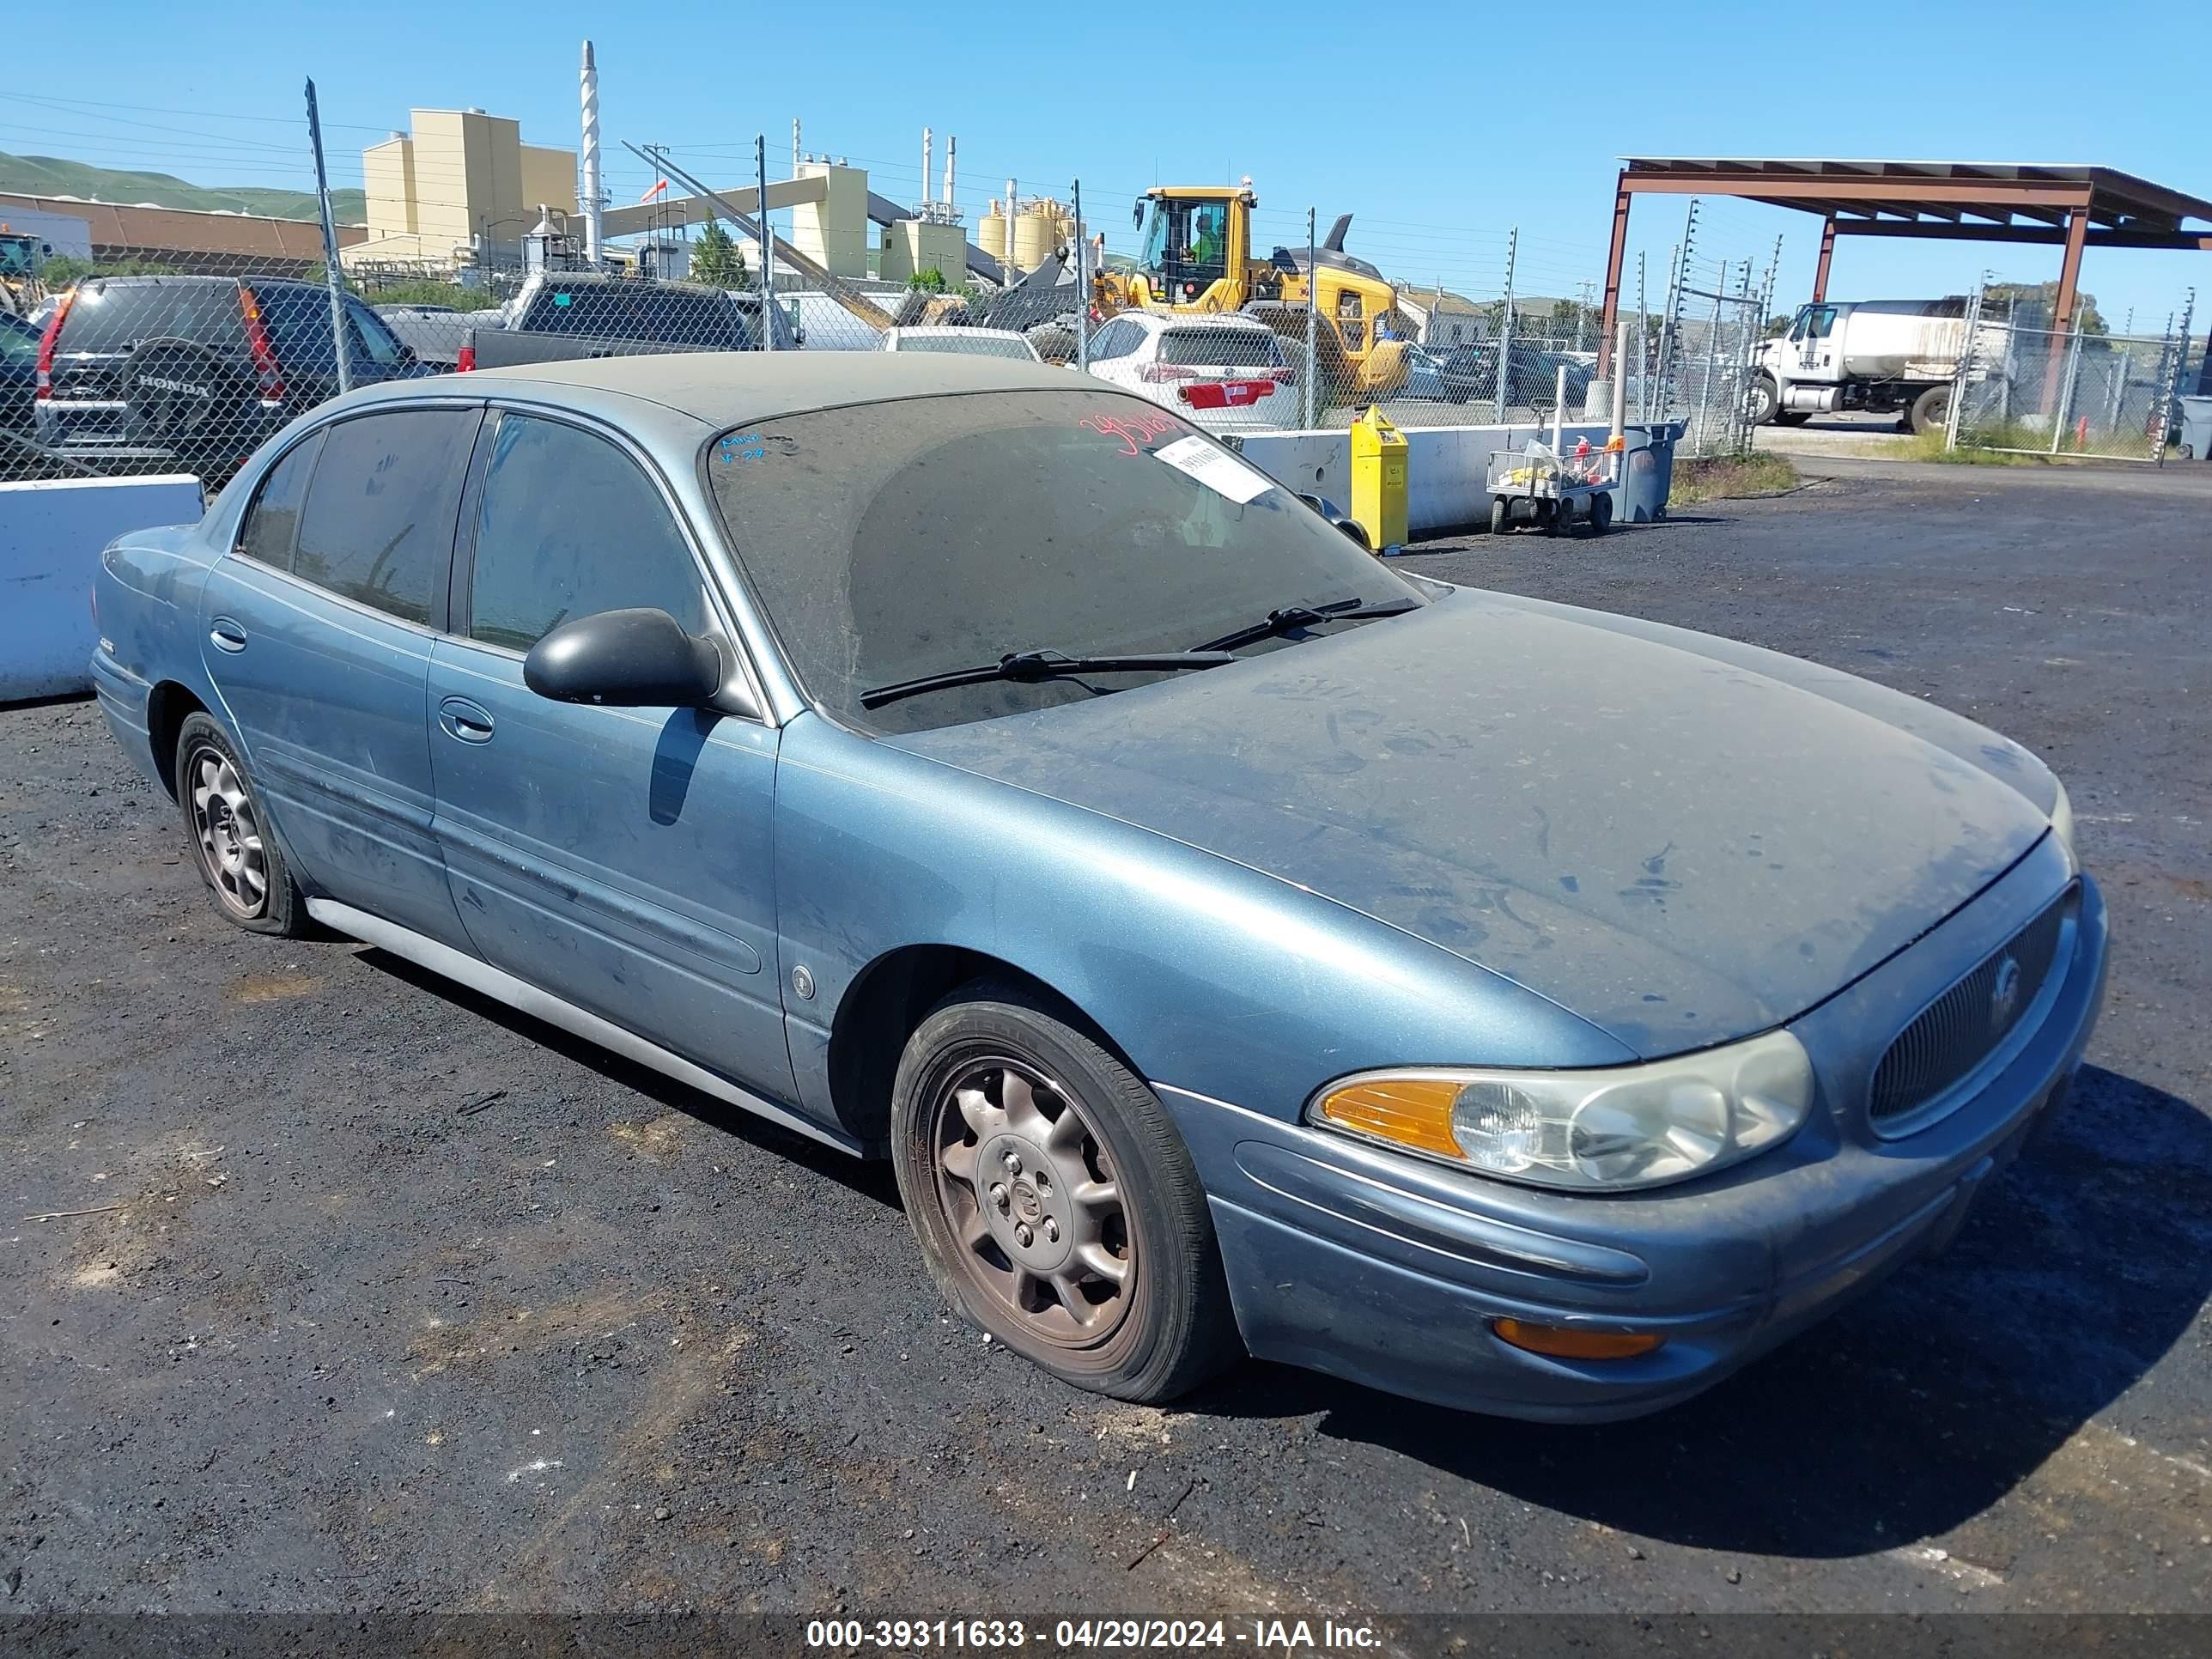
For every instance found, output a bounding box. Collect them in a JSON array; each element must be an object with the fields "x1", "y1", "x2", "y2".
[
  {"x1": 34, "y1": 289, "x2": 73, "y2": 400},
  {"x1": 1139, "y1": 362, "x2": 1200, "y2": 383},
  {"x1": 237, "y1": 285, "x2": 286, "y2": 401},
  {"x1": 456, "y1": 343, "x2": 476, "y2": 373}
]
